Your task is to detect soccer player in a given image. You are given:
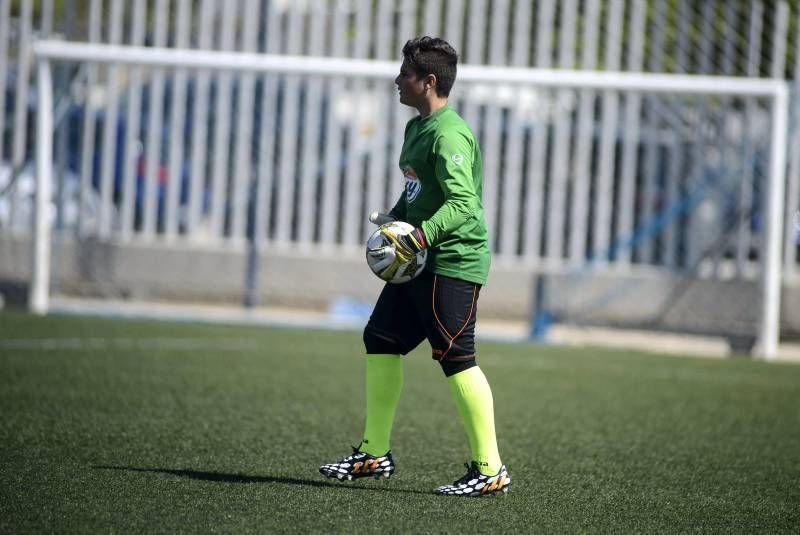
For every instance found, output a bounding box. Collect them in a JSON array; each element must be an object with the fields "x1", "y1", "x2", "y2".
[{"x1": 319, "y1": 36, "x2": 510, "y2": 497}]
